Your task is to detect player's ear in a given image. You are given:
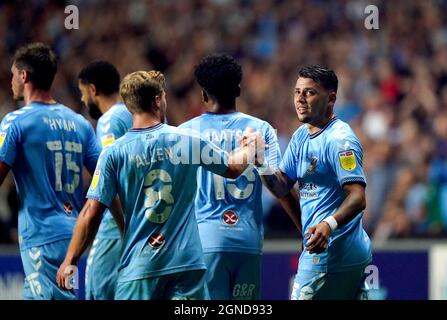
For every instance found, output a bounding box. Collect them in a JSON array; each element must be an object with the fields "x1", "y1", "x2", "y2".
[
  {"x1": 89, "y1": 83, "x2": 97, "y2": 96},
  {"x1": 153, "y1": 94, "x2": 161, "y2": 109},
  {"x1": 202, "y1": 90, "x2": 208, "y2": 103},
  {"x1": 328, "y1": 92, "x2": 336, "y2": 107},
  {"x1": 20, "y1": 70, "x2": 29, "y2": 83}
]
